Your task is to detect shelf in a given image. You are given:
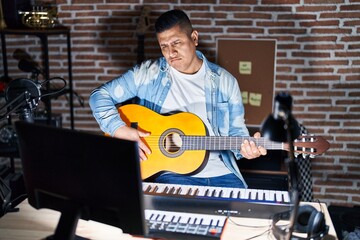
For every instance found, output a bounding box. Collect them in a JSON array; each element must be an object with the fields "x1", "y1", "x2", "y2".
[{"x1": 0, "y1": 26, "x2": 74, "y2": 129}]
